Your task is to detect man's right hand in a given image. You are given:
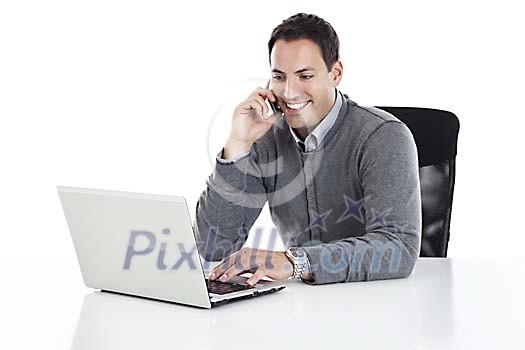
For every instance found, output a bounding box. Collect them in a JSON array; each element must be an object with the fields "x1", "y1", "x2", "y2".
[{"x1": 223, "y1": 87, "x2": 282, "y2": 160}]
